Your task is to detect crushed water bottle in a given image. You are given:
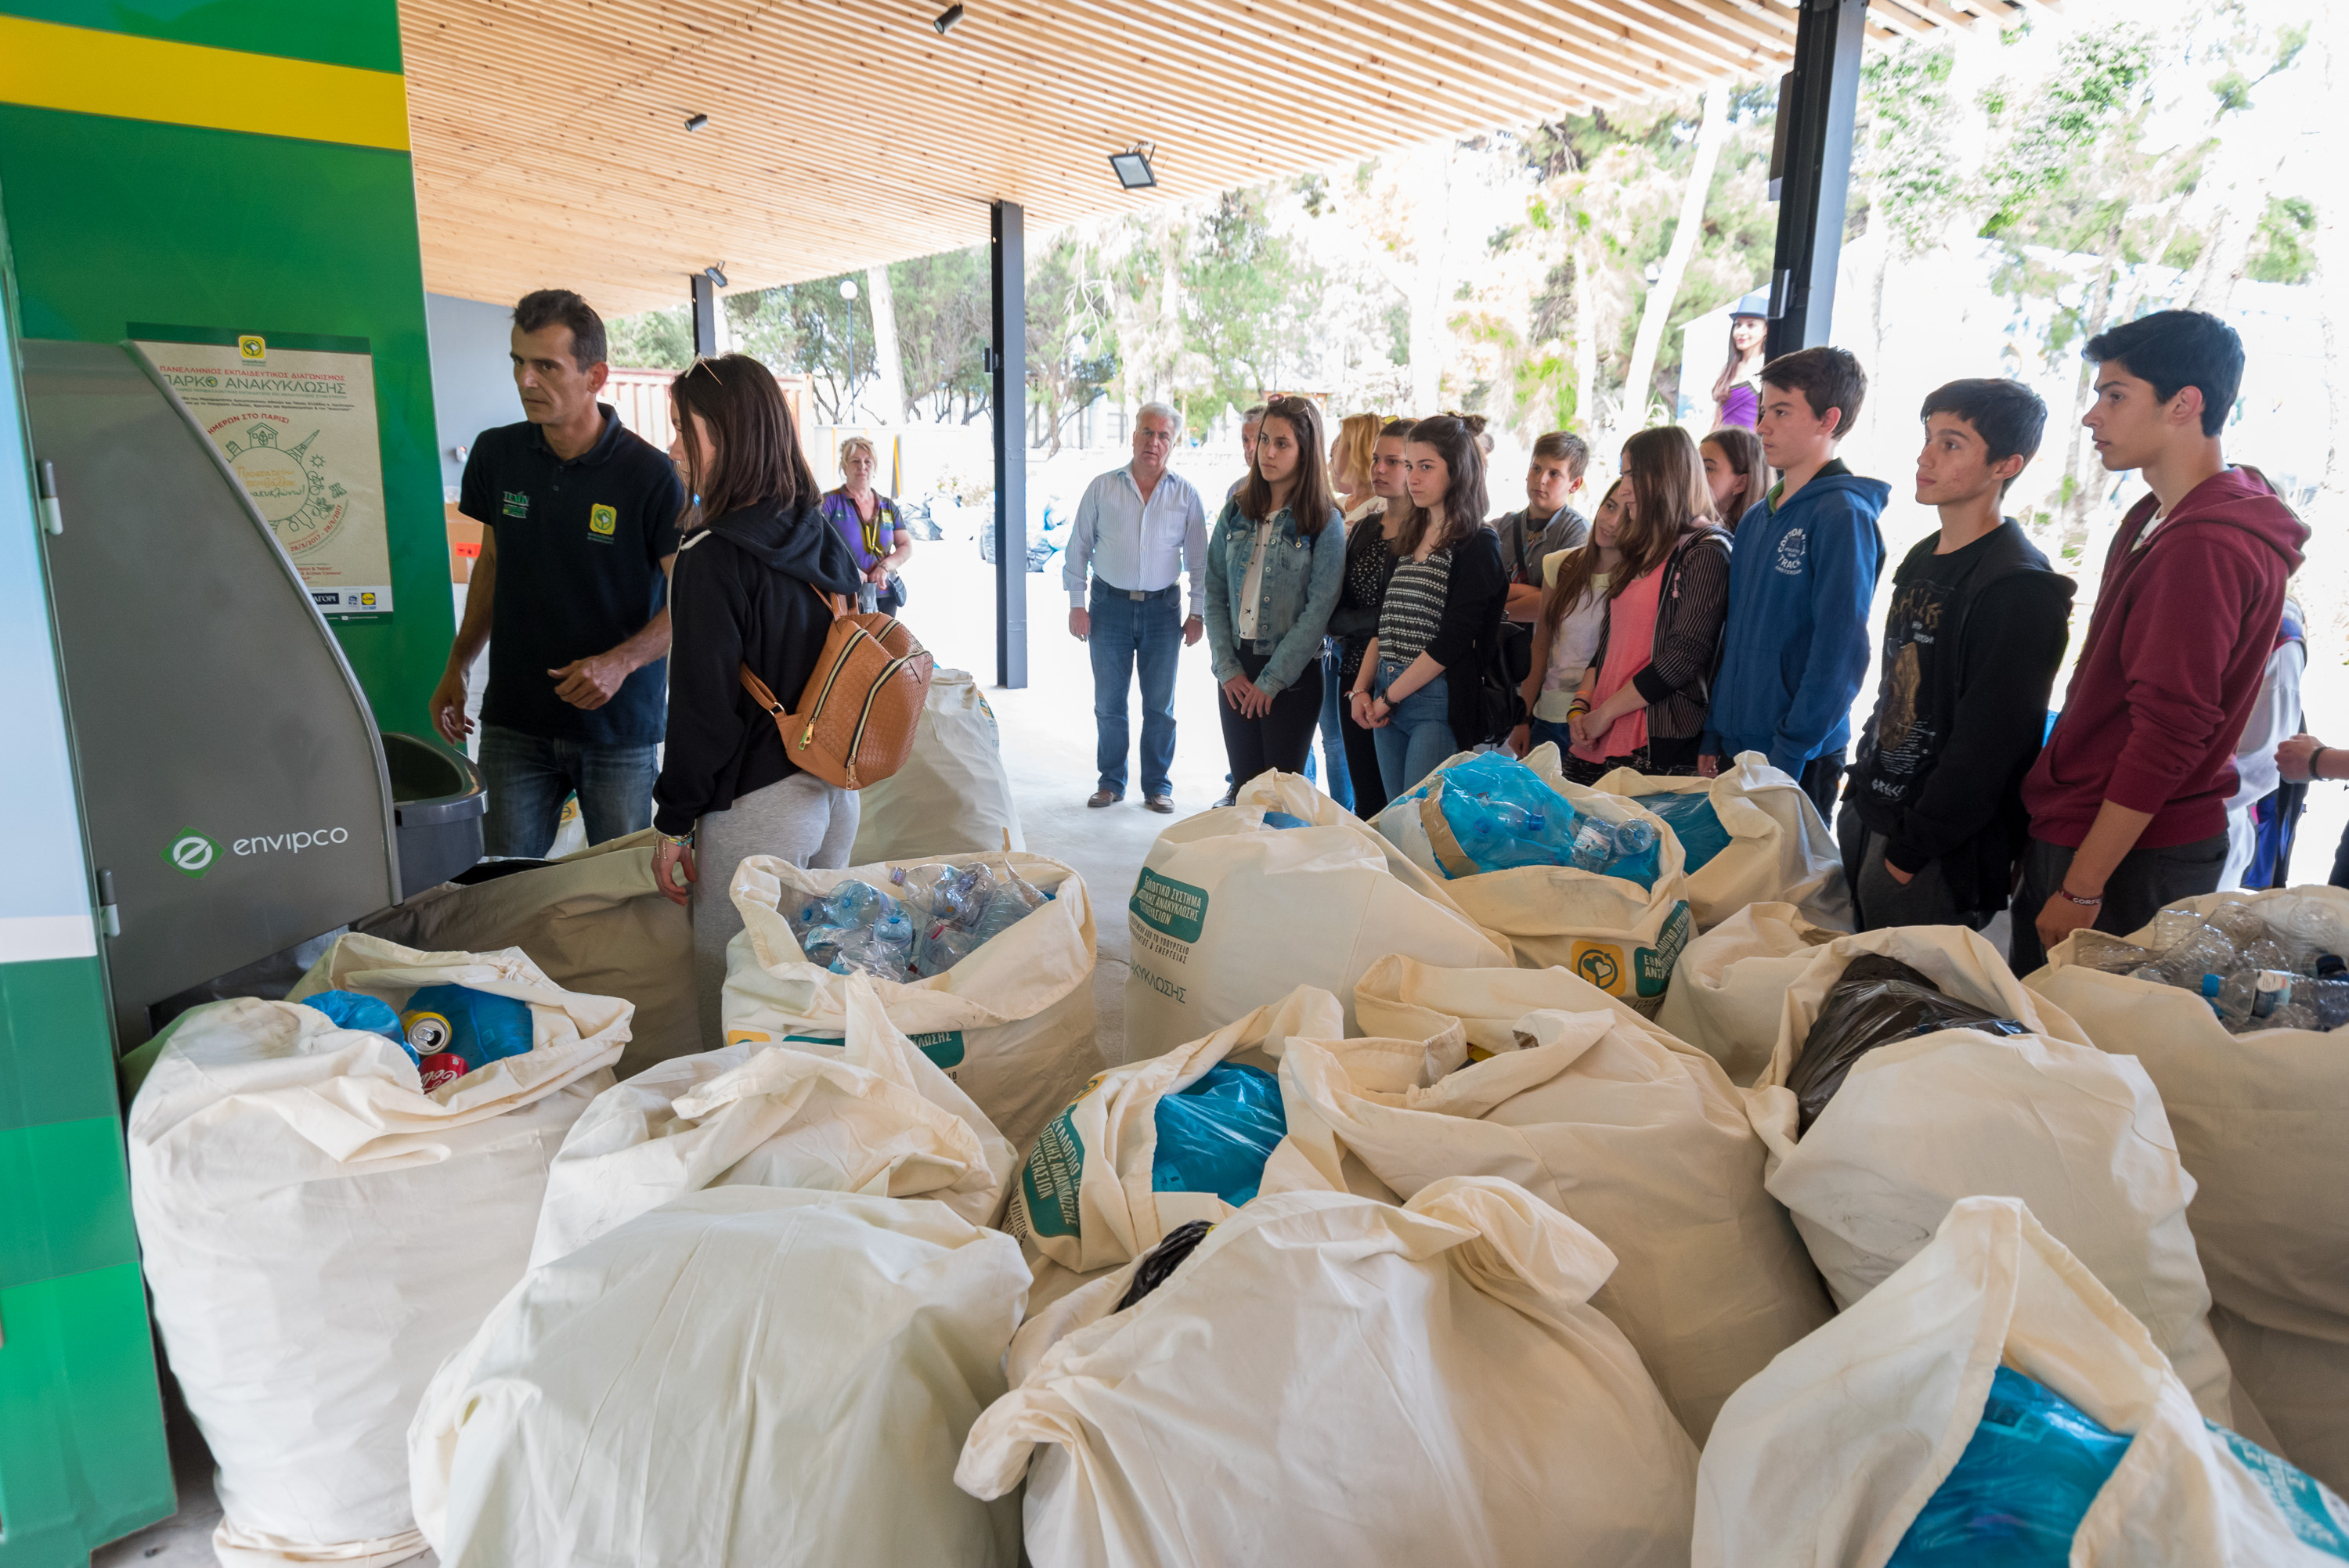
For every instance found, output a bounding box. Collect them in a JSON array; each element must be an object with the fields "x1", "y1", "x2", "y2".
[
  {"x1": 2116, "y1": 898, "x2": 2347, "y2": 1034},
  {"x1": 828, "y1": 910, "x2": 915, "y2": 982}
]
